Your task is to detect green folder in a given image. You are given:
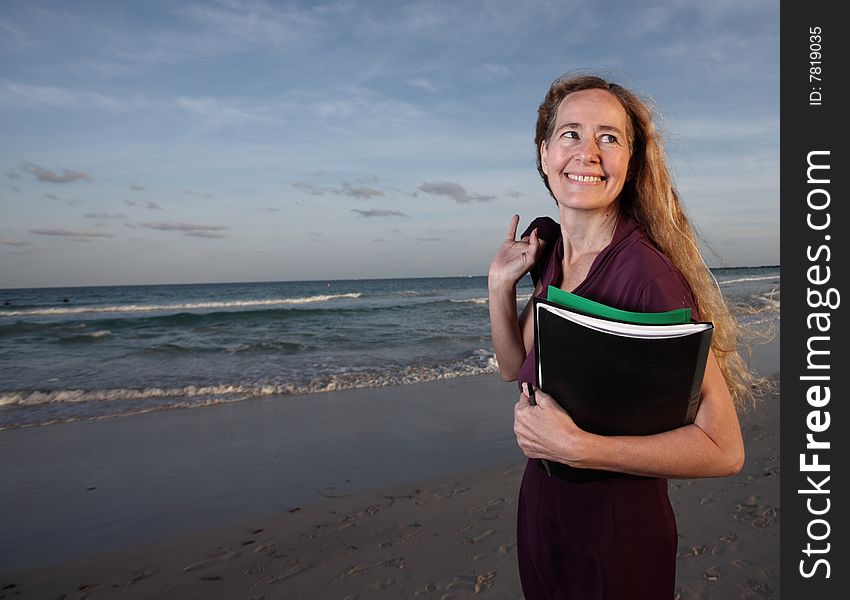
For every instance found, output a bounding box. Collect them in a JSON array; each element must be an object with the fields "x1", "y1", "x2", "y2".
[{"x1": 546, "y1": 285, "x2": 691, "y2": 325}]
